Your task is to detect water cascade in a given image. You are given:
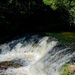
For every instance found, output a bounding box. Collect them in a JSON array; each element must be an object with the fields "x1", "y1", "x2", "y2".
[{"x1": 0, "y1": 35, "x2": 75, "y2": 75}]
